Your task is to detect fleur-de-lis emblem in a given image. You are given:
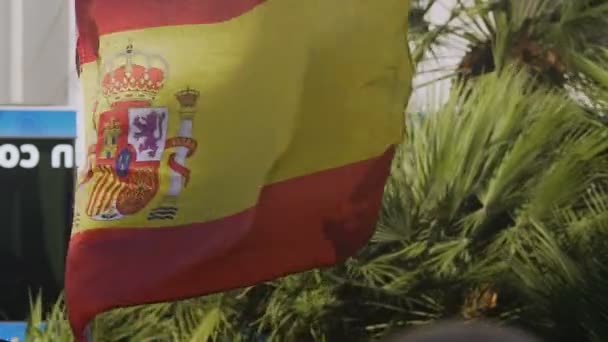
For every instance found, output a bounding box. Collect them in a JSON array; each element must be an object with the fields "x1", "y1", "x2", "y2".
[{"x1": 115, "y1": 148, "x2": 133, "y2": 178}]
